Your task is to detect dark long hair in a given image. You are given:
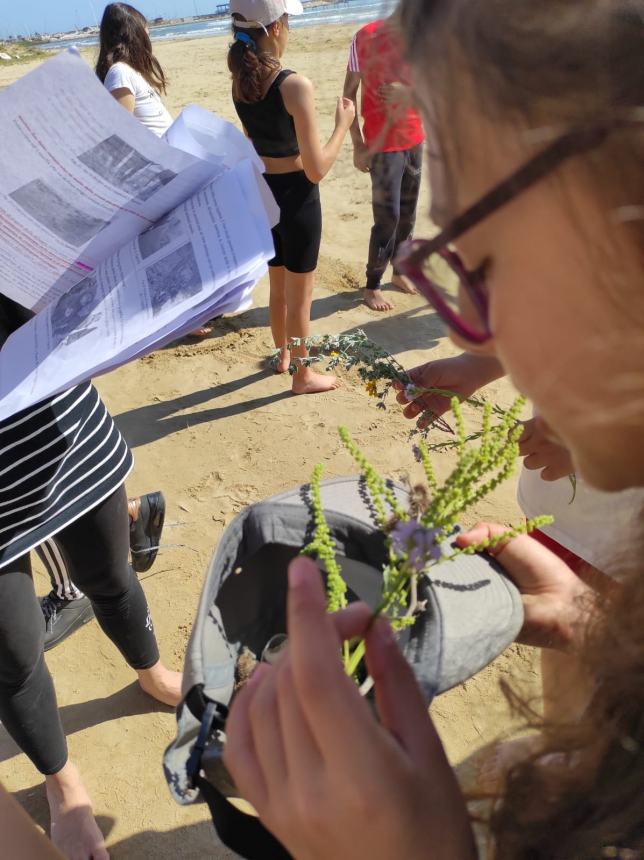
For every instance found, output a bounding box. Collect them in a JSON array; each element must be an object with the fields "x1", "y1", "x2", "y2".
[
  {"x1": 397, "y1": 1, "x2": 644, "y2": 857},
  {"x1": 96, "y1": 3, "x2": 167, "y2": 94},
  {"x1": 228, "y1": 14, "x2": 281, "y2": 104}
]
